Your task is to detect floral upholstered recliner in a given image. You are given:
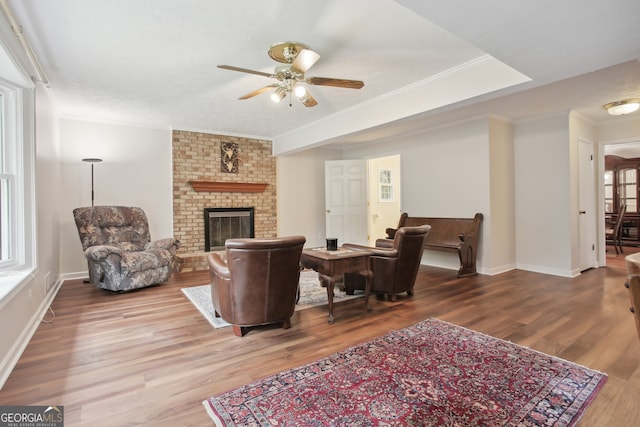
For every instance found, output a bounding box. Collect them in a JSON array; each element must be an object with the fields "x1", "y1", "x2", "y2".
[{"x1": 73, "y1": 206, "x2": 180, "y2": 292}]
